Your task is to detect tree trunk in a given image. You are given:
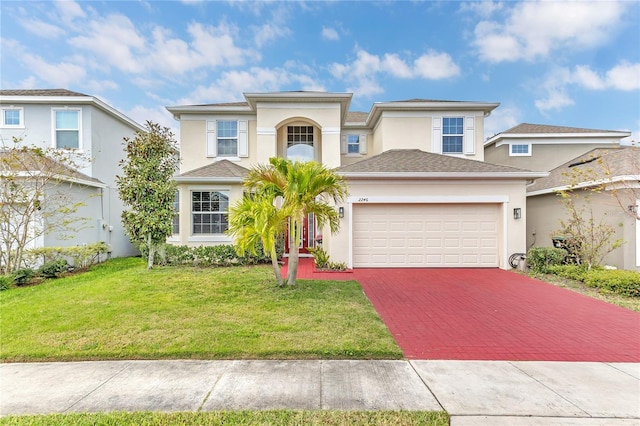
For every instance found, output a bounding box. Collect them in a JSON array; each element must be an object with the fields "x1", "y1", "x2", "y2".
[
  {"x1": 287, "y1": 216, "x2": 301, "y2": 286},
  {"x1": 147, "y1": 234, "x2": 154, "y2": 270},
  {"x1": 270, "y1": 245, "x2": 284, "y2": 287}
]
